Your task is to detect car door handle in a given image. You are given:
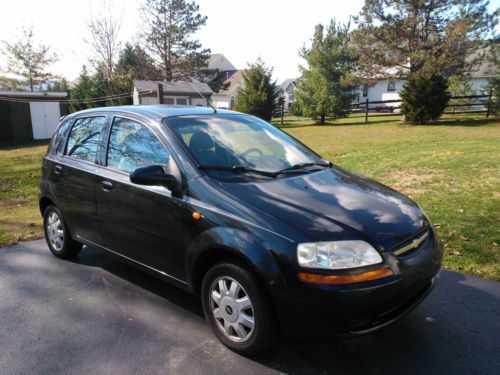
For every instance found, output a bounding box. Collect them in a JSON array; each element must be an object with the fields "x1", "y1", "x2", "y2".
[
  {"x1": 54, "y1": 164, "x2": 63, "y2": 175},
  {"x1": 101, "y1": 181, "x2": 113, "y2": 191}
]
